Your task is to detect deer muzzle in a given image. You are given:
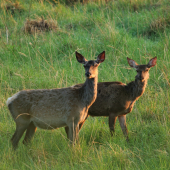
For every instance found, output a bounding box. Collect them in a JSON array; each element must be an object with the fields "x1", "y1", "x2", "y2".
[{"x1": 85, "y1": 72, "x2": 91, "y2": 78}]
